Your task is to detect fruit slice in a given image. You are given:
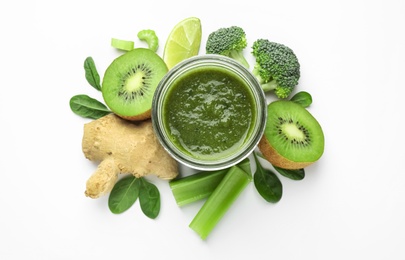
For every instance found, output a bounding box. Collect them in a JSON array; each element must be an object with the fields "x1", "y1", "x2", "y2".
[
  {"x1": 258, "y1": 100, "x2": 324, "y2": 169},
  {"x1": 163, "y1": 17, "x2": 202, "y2": 70},
  {"x1": 102, "y1": 48, "x2": 168, "y2": 121}
]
